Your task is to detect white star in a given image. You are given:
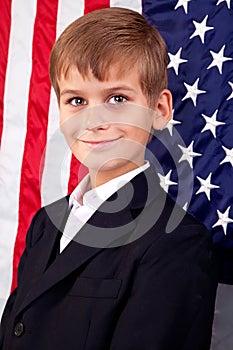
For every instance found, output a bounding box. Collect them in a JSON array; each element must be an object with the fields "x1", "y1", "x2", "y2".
[
  {"x1": 168, "y1": 48, "x2": 188, "y2": 75},
  {"x1": 189, "y1": 15, "x2": 214, "y2": 44},
  {"x1": 207, "y1": 45, "x2": 232, "y2": 74},
  {"x1": 196, "y1": 173, "x2": 220, "y2": 201},
  {"x1": 213, "y1": 206, "x2": 233, "y2": 235},
  {"x1": 166, "y1": 111, "x2": 182, "y2": 136},
  {"x1": 182, "y1": 78, "x2": 206, "y2": 106},
  {"x1": 201, "y1": 110, "x2": 225, "y2": 138},
  {"x1": 178, "y1": 141, "x2": 202, "y2": 168},
  {"x1": 175, "y1": 0, "x2": 191, "y2": 14},
  {"x1": 220, "y1": 146, "x2": 233, "y2": 167},
  {"x1": 216, "y1": 0, "x2": 231, "y2": 9},
  {"x1": 227, "y1": 81, "x2": 233, "y2": 100},
  {"x1": 158, "y1": 170, "x2": 177, "y2": 193}
]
